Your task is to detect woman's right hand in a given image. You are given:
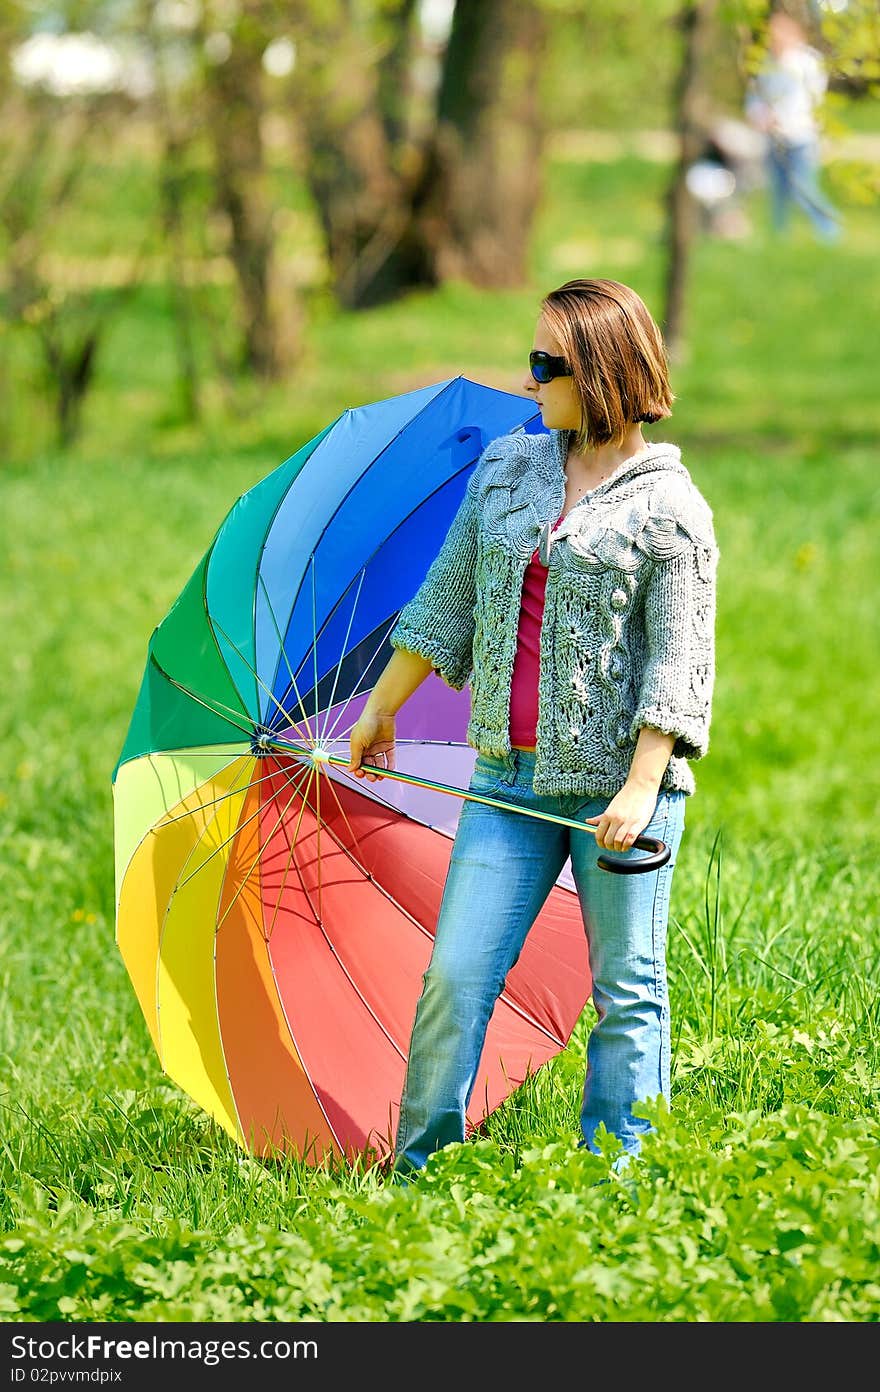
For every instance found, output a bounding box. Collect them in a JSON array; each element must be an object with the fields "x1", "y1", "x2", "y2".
[{"x1": 348, "y1": 711, "x2": 396, "y2": 782}]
